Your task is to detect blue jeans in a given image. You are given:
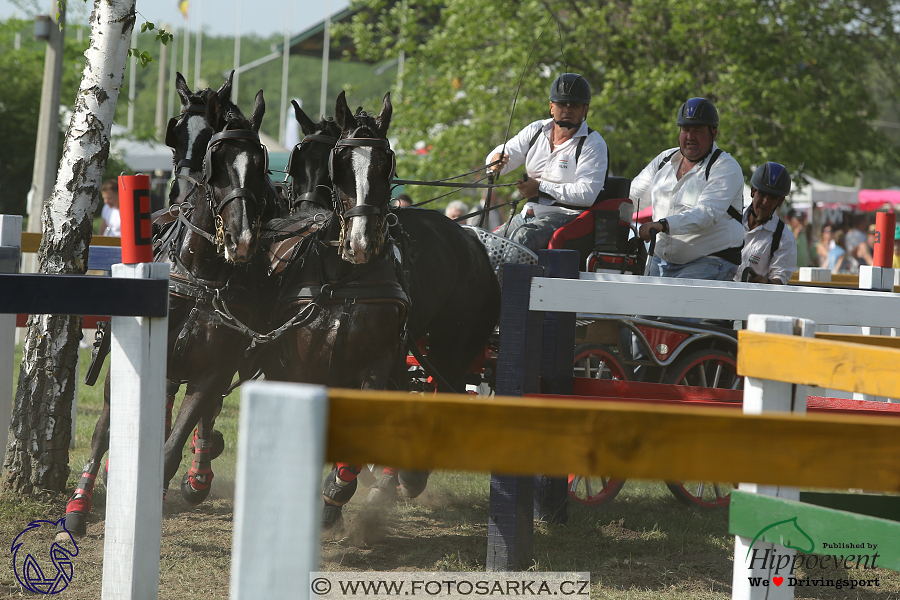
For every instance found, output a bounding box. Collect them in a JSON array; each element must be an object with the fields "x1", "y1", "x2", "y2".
[
  {"x1": 649, "y1": 255, "x2": 738, "y2": 282},
  {"x1": 495, "y1": 212, "x2": 579, "y2": 253}
]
